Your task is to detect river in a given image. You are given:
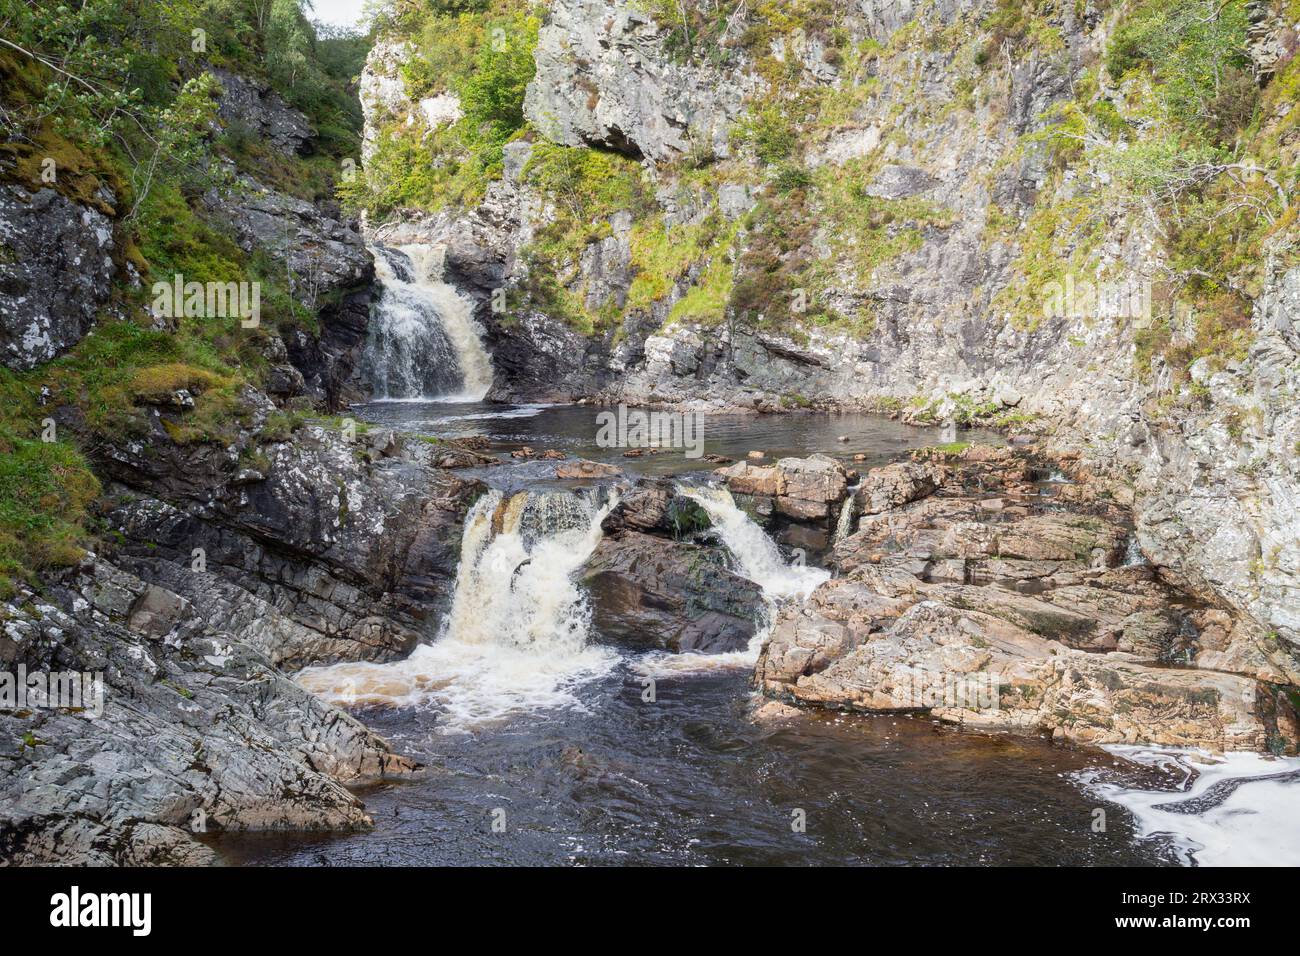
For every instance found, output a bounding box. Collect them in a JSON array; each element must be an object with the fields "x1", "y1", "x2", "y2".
[{"x1": 212, "y1": 402, "x2": 1187, "y2": 866}]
